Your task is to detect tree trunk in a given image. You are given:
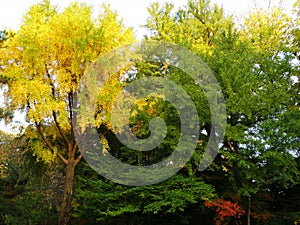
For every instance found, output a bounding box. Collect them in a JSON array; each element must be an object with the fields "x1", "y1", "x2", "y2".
[
  {"x1": 247, "y1": 197, "x2": 251, "y2": 225},
  {"x1": 59, "y1": 160, "x2": 75, "y2": 225}
]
